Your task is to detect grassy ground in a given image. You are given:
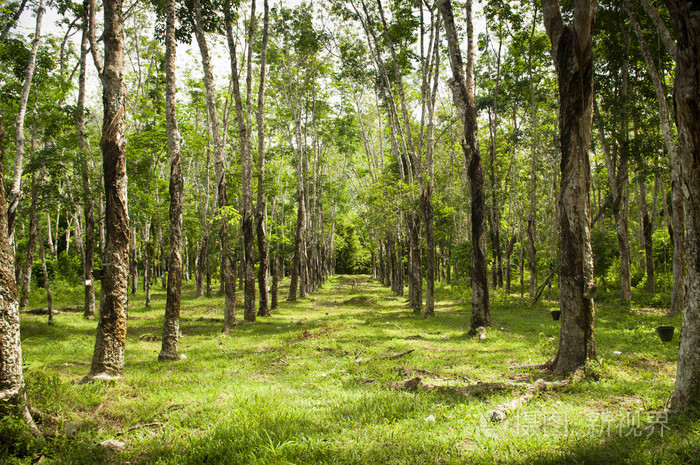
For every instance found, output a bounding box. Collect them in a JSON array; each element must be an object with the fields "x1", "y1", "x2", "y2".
[{"x1": 3, "y1": 275, "x2": 698, "y2": 464}]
